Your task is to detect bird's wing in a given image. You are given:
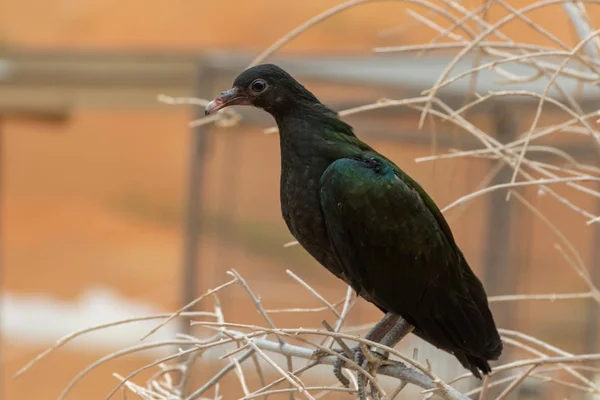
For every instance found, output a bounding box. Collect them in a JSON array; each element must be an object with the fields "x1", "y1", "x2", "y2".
[{"x1": 319, "y1": 153, "x2": 501, "y2": 363}]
